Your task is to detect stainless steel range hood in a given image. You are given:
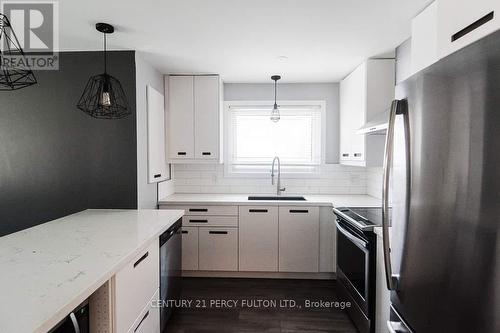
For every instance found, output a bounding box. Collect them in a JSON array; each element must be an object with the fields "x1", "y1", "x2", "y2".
[{"x1": 356, "y1": 109, "x2": 389, "y2": 135}]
